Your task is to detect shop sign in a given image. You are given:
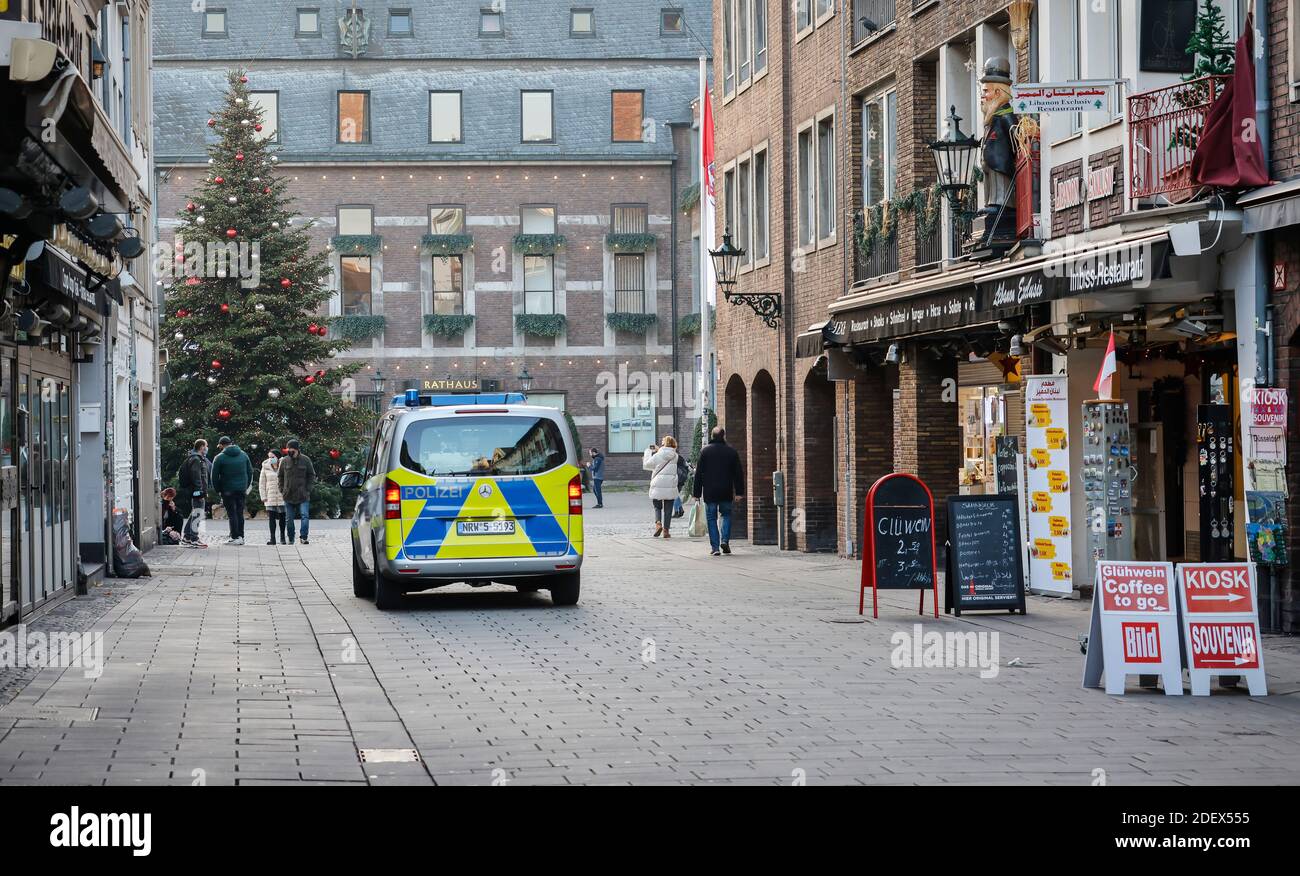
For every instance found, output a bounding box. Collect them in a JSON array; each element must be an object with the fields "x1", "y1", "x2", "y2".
[
  {"x1": 33, "y1": 247, "x2": 102, "y2": 315},
  {"x1": 1175, "y1": 563, "x2": 1267, "y2": 695},
  {"x1": 1087, "y1": 165, "x2": 1116, "y2": 200},
  {"x1": 834, "y1": 287, "x2": 981, "y2": 345},
  {"x1": 1053, "y1": 177, "x2": 1083, "y2": 212},
  {"x1": 1248, "y1": 387, "x2": 1287, "y2": 430},
  {"x1": 1013, "y1": 83, "x2": 1113, "y2": 115},
  {"x1": 1082, "y1": 561, "x2": 1184, "y2": 695},
  {"x1": 422, "y1": 377, "x2": 481, "y2": 392},
  {"x1": 1024, "y1": 376, "x2": 1073, "y2": 596}
]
